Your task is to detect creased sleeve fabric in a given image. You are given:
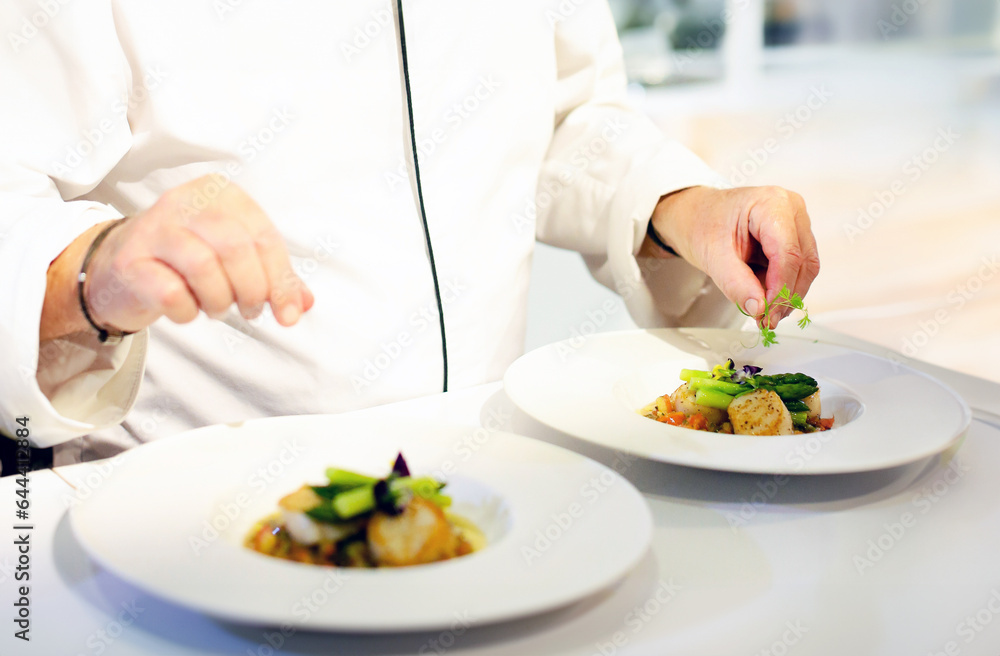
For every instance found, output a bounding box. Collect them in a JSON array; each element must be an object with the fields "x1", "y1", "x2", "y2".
[
  {"x1": 536, "y1": 1, "x2": 742, "y2": 329},
  {"x1": 0, "y1": 1, "x2": 147, "y2": 447}
]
